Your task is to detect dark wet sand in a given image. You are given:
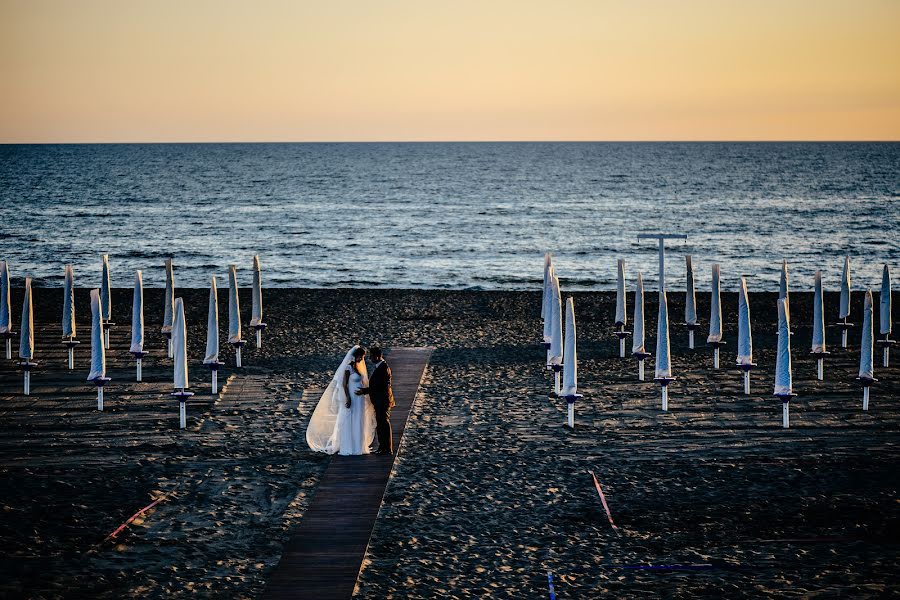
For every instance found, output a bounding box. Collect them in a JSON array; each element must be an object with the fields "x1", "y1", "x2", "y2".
[{"x1": 1, "y1": 287, "x2": 898, "y2": 598}]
